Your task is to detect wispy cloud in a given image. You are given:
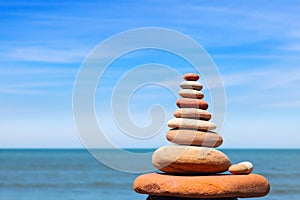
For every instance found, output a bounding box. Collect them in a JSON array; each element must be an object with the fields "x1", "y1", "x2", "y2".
[
  {"x1": 0, "y1": 66, "x2": 75, "y2": 75},
  {"x1": 265, "y1": 100, "x2": 300, "y2": 108},
  {"x1": 222, "y1": 69, "x2": 271, "y2": 87},
  {"x1": 213, "y1": 53, "x2": 300, "y2": 60},
  {"x1": 0, "y1": 66, "x2": 76, "y2": 95},
  {"x1": 1, "y1": 47, "x2": 88, "y2": 63},
  {"x1": 219, "y1": 66, "x2": 300, "y2": 109},
  {"x1": 280, "y1": 44, "x2": 300, "y2": 52},
  {"x1": 170, "y1": 2, "x2": 300, "y2": 51},
  {"x1": 0, "y1": 80, "x2": 73, "y2": 95}
]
